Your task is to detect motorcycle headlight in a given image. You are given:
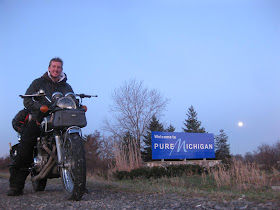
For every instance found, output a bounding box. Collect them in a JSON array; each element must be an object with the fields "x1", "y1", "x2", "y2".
[
  {"x1": 65, "y1": 92, "x2": 76, "y2": 100},
  {"x1": 56, "y1": 97, "x2": 77, "y2": 109},
  {"x1": 52, "y1": 92, "x2": 63, "y2": 102}
]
